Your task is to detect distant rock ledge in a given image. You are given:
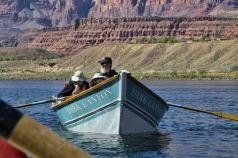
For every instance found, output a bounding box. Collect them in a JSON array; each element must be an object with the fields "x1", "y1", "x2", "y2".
[{"x1": 31, "y1": 16, "x2": 238, "y2": 53}]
